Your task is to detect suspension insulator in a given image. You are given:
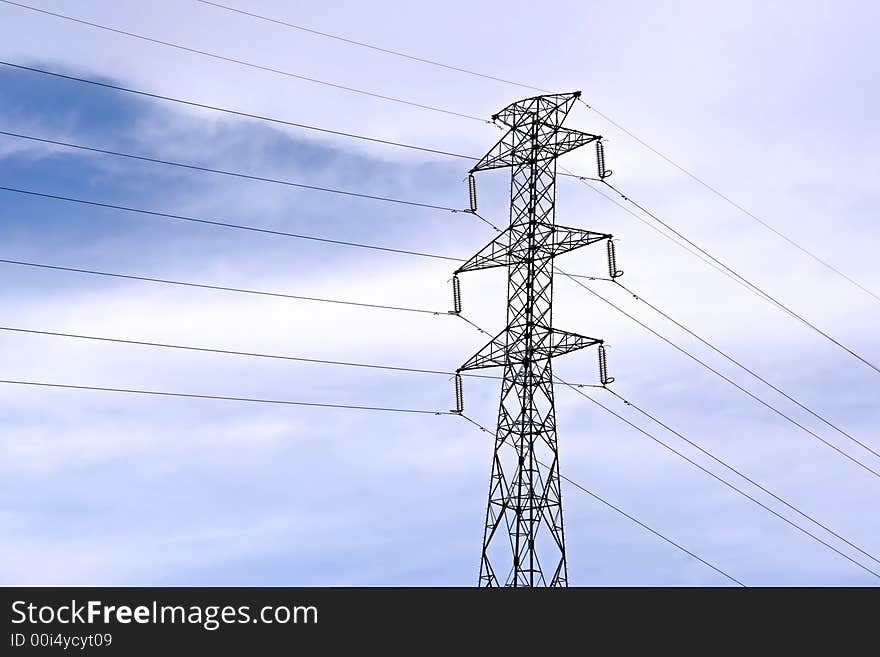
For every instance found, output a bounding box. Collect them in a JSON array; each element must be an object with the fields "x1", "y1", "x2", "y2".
[
  {"x1": 452, "y1": 275, "x2": 462, "y2": 314},
  {"x1": 453, "y1": 372, "x2": 464, "y2": 414},
  {"x1": 467, "y1": 174, "x2": 478, "y2": 212},
  {"x1": 597, "y1": 140, "x2": 613, "y2": 179},
  {"x1": 599, "y1": 344, "x2": 615, "y2": 385},
  {"x1": 607, "y1": 240, "x2": 624, "y2": 279}
]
